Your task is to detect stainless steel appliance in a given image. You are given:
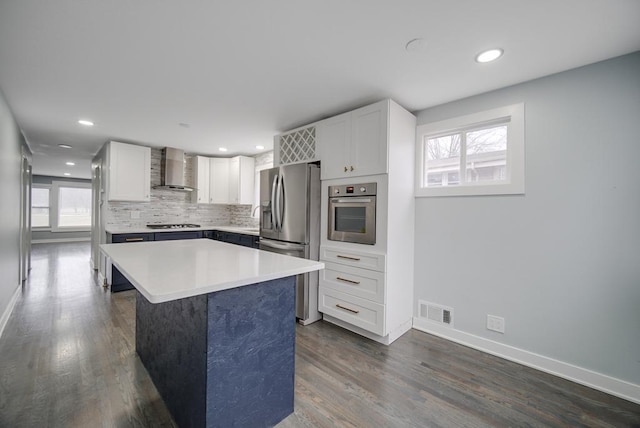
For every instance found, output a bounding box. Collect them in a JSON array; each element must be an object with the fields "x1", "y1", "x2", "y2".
[
  {"x1": 328, "y1": 182, "x2": 377, "y2": 245},
  {"x1": 259, "y1": 163, "x2": 321, "y2": 324}
]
